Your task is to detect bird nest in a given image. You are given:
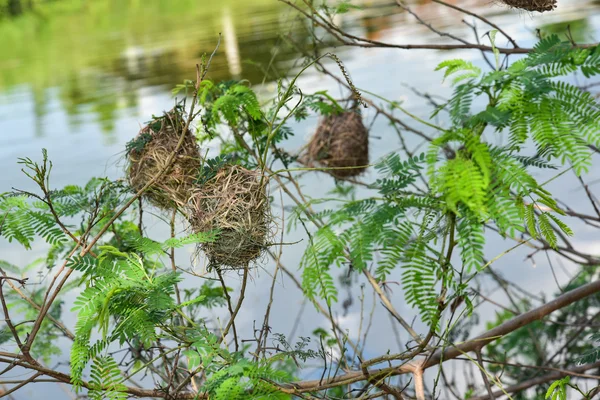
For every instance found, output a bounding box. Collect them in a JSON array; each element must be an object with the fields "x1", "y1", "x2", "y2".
[
  {"x1": 187, "y1": 165, "x2": 272, "y2": 270},
  {"x1": 498, "y1": 0, "x2": 556, "y2": 12},
  {"x1": 307, "y1": 111, "x2": 369, "y2": 178},
  {"x1": 126, "y1": 109, "x2": 201, "y2": 210}
]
